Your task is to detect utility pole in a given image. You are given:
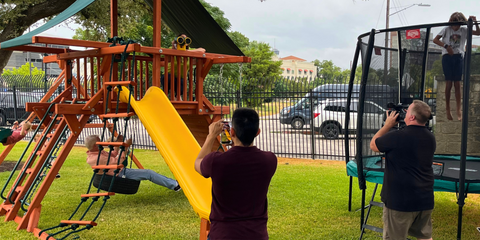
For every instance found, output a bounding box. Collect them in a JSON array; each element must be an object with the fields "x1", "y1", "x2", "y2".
[{"x1": 383, "y1": 0, "x2": 390, "y2": 84}]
